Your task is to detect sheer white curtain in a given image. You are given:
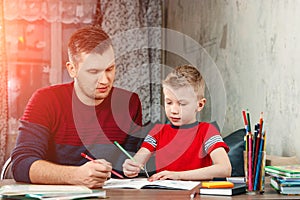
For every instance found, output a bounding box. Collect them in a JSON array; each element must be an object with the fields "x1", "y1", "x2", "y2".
[
  {"x1": 4, "y1": 0, "x2": 97, "y2": 24},
  {"x1": 4, "y1": 0, "x2": 163, "y2": 124},
  {"x1": 0, "y1": 2, "x2": 163, "y2": 167}
]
